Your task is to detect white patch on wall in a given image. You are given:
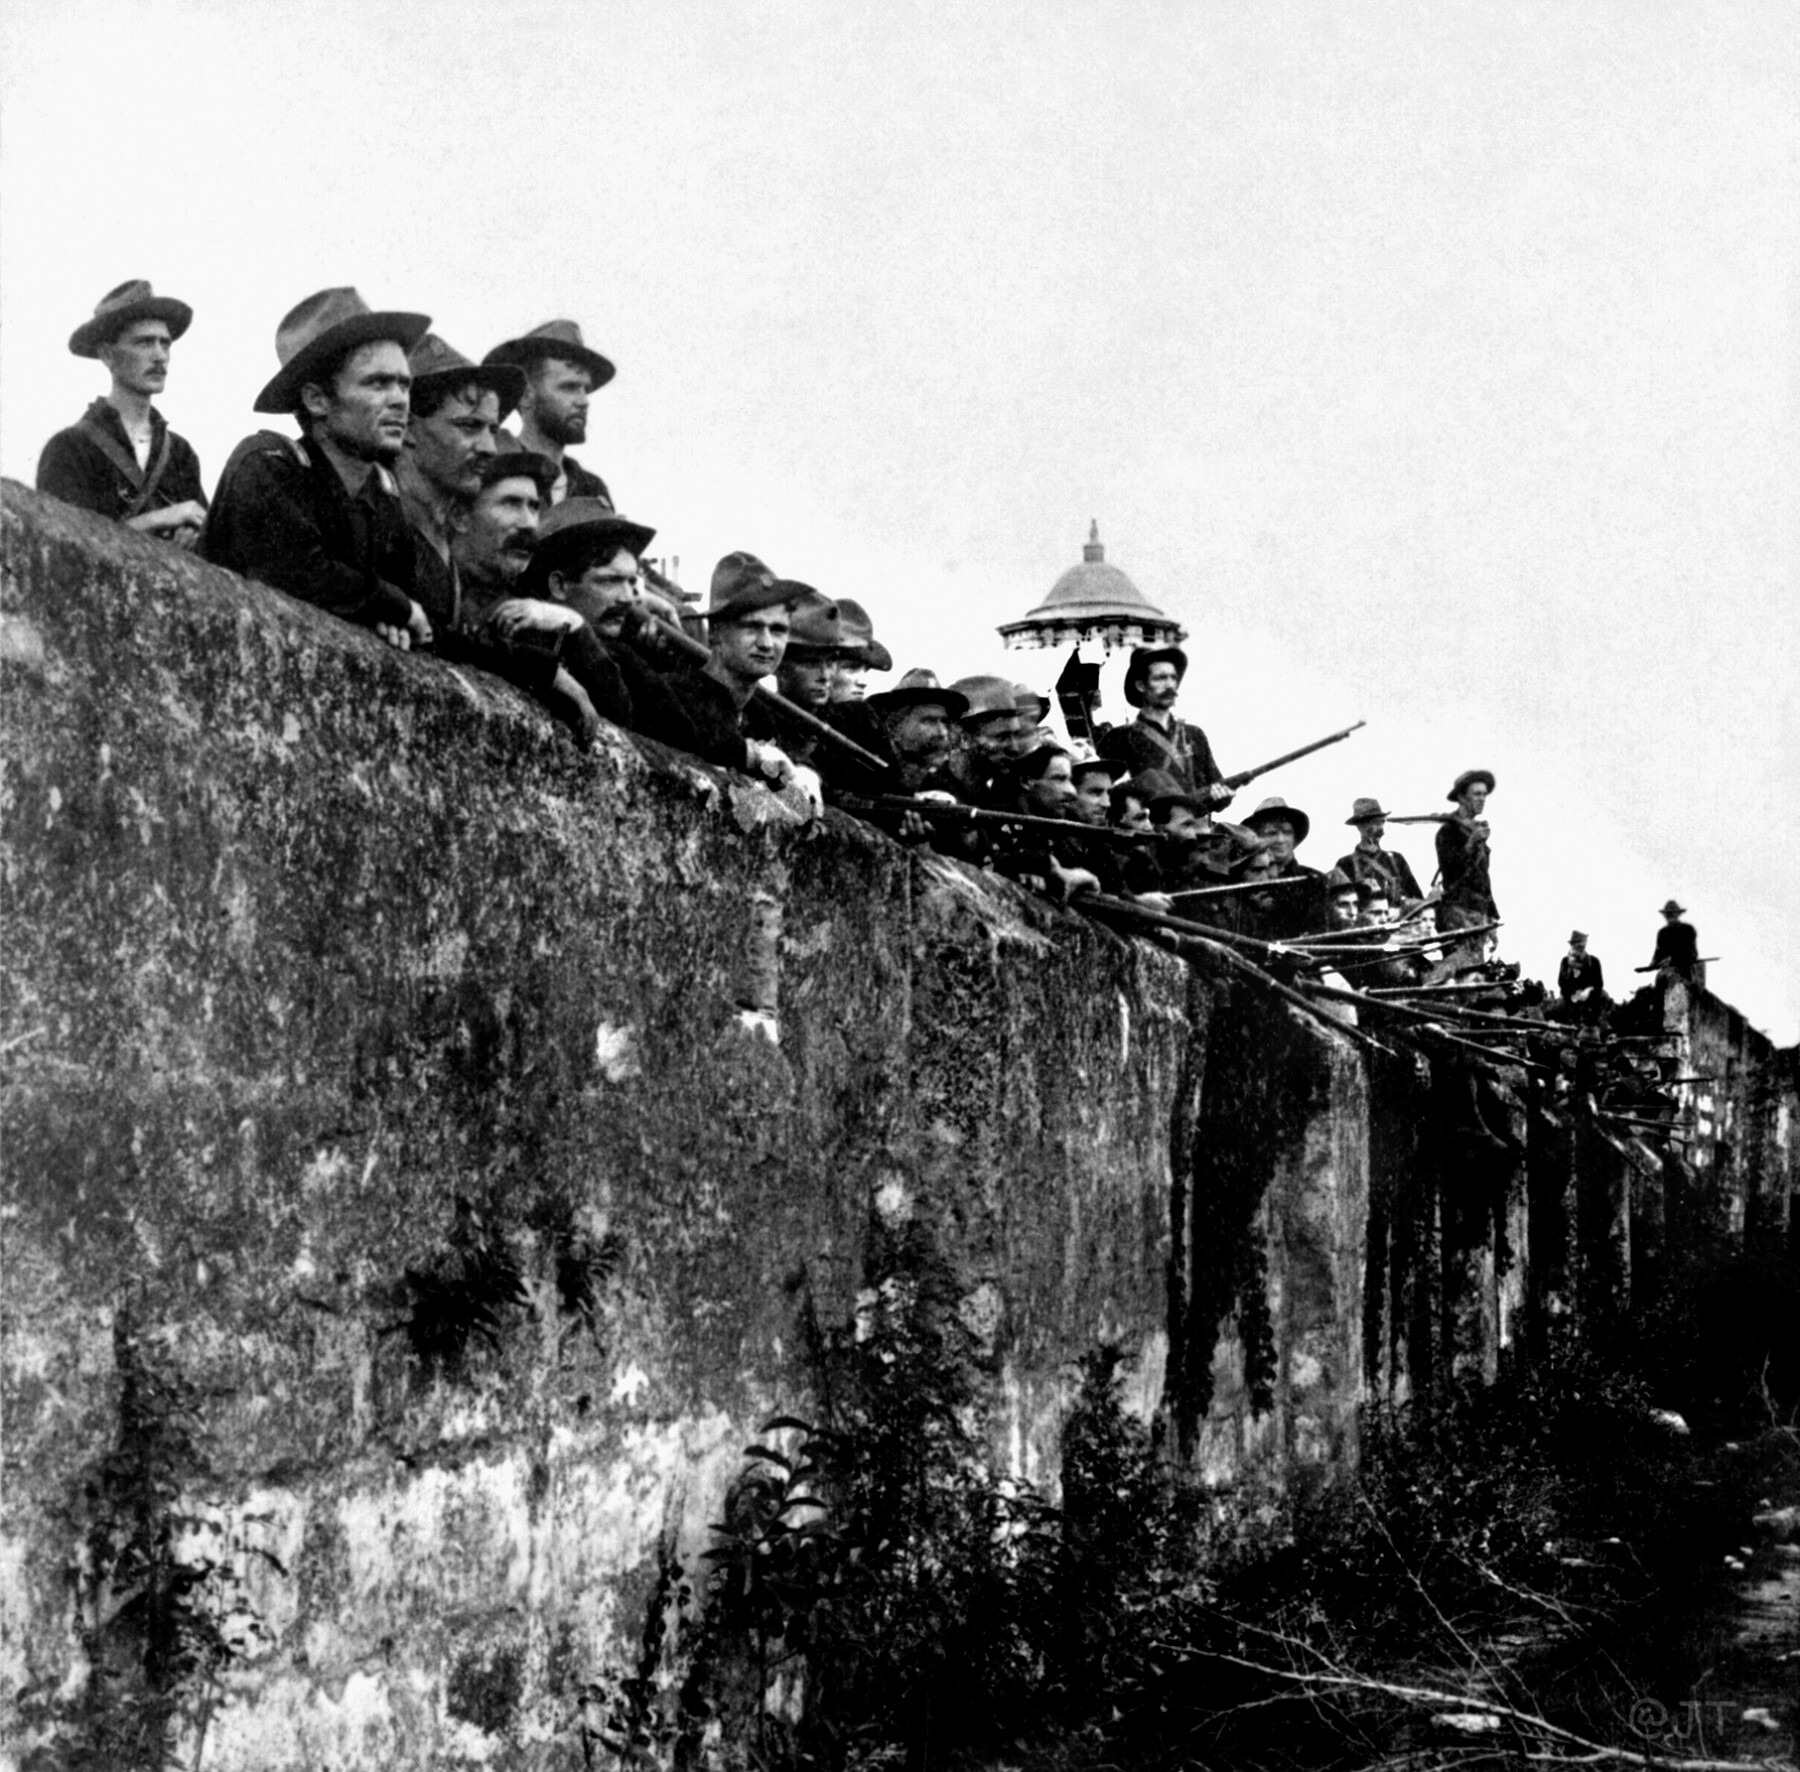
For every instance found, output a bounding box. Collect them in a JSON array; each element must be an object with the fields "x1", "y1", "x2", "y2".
[
  {"x1": 593, "y1": 1022, "x2": 640, "y2": 1082},
  {"x1": 611, "y1": 1363, "x2": 651, "y2": 1406}
]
